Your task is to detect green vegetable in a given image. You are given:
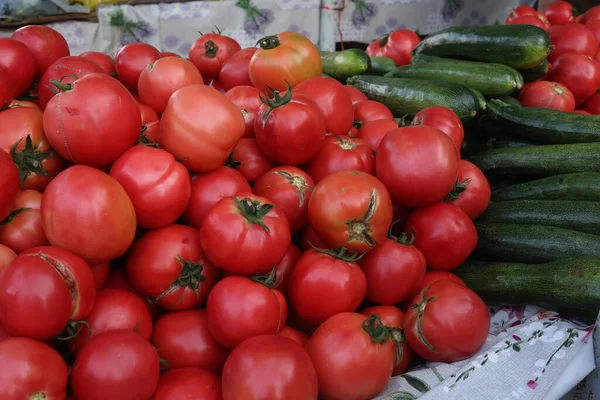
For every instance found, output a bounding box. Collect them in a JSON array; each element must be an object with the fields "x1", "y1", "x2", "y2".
[
  {"x1": 491, "y1": 173, "x2": 600, "y2": 202},
  {"x1": 367, "y1": 56, "x2": 397, "y2": 76},
  {"x1": 320, "y1": 49, "x2": 371, "y2": 82}
]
